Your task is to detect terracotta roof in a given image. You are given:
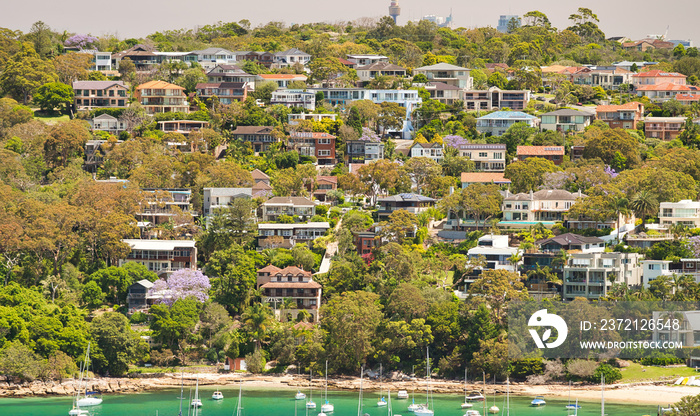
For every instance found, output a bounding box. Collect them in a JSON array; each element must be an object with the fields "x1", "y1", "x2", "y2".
[
  {"x1": 676, "y1": 93, "x2": 700, "y2": 101},
  {"x1": 596, "y1": 102, "x2": 644, "y2": 112},
  {"x1": 258, "y1": 74, "x2": 308, "y2": 80},
  {"x1": 251, "y1": 169, "x2": 270, "y2": 180},
  {"x1": 636, "y1": 83, "x2": 692, "y2": 91},
  {"x1": 316, "y1": 176, "x2": 338, "y2": 184},
  {"x1": 517, "y1": 146, "x2": 564, "y2": 156},
  {"x1": 253, "y1": 181, "x2": 273, "y2": 190},
  {"x1": 633, "y1": 70, "x2": 687, "y2": 78},
  {"x1": 293, "y1": 321, "x2": 315, "y2": 331},
  {"x1": 232, "y1": 126, "x2": 275, "y2": 134},
  {"x1": 136, "y1": 80, "x2": 184, "y2": 90},
  {"x1": 485, "y1": 63, "x2": 508, "y2": 70},
  {"x1": 258, "y1": 265, "x2": 282, "y2": 273},
  {"x1": 261, "y1": 281, "x2": 321, "y2": 289},
  {"x1": 460, "y1": 172, "x2": 511, "y2": 184},
  {"x1": 277, "y1": 266, "x2": 312, "y2": 276},
  {"x1": 337, "y1": 57, "x2": 355, "y2": 66}
]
